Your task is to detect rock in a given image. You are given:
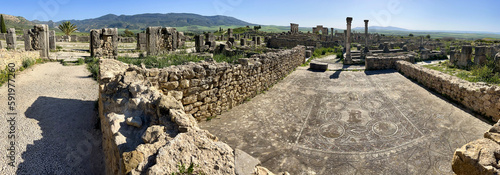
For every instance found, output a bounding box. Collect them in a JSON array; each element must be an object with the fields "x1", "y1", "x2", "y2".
[
  {"x1": 142, "y1": 125, "x2": 165, "y2": 144},
  {"x1": 146, "y1": 129, "x2": 235, "y2": 175},
  {"x1": 485, "y1": 121, "x2": 500, "y2": 144},
  {"x1": 163, "y1": 81, "x2": 179, "y2": 90},
  {"x1": 166, "y1": 91, "x2": 183, "y2": 101},
  {"x1": 126, "y1": 116, "x2": 143, "y2": 128},
  {"x1": 452, "y1": 138, "x2": 500, "y2": 175},
  {"x1": 169, "y1": 109, "x2": 198, "y2": 132},
  {"x1": 235, "y1": 149, "x2": 261, "y2": 175},
  {"x1": 122, "y1": 150, "x2": 144, "y2": 174},
  {"x1": 157, "y1": 94, "x2": 184, "y2": 115}
]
